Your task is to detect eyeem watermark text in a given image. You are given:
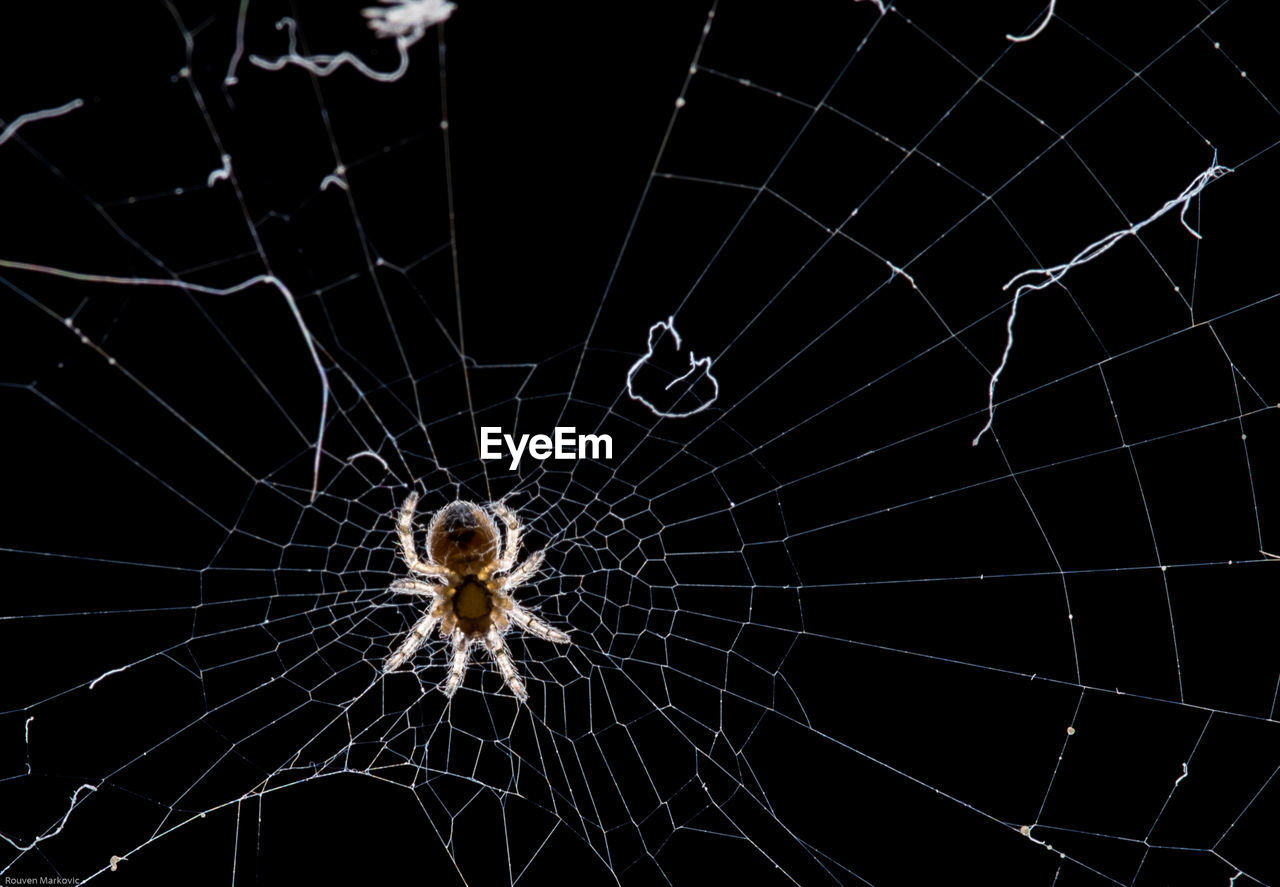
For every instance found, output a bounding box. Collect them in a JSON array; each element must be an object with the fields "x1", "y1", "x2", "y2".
[{"x1": 481, "y1": 427, "x2": 612, "y2": 470}]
